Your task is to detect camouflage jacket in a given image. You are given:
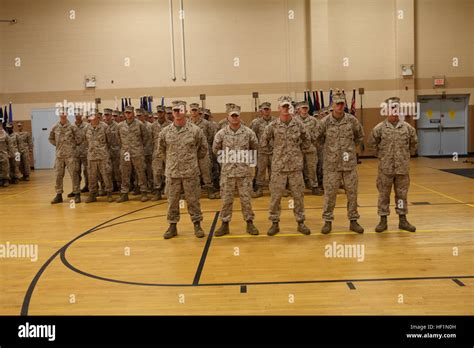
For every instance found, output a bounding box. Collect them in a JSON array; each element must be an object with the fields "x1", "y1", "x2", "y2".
[
  {"x1": 316, "y1": 112, "x2": 364, "y2": 172},
  {"x1": 212, "y1": 125, "x2": 259, "y2": 177},
  {"x1": 84, "y1": 121, "x2": 111, "y2": 161},
  {"x1": 368, "y1": 120, "x2": 418, "y2": 175},
  {"x1": 157, "y1": 121, "x2": 208, "y2": 178},
  {"x1": 218, "y1": 118, "x2": 247, "y2": 130},
  {"x1": 7, "y1": 133, "x2": 19, "y2": 158},
  {"x1": 0, "y1": 130, "x2": 13, "y2": 159},
  {"x1": 296, "y1": 114, "x2": 318, "y2": 153},
  {"x1": 105, "y1": 120, "x2": 121, "y2": 154},
  {"x1": 117, "y1": 118, "x2": 149, "y2": 158},
  {"x1": 74, "y1": 121, "x2": 88, "y2": 158},
  {"x1": 190, "y1": 117, "x2": 214, "y2": 146},
  {"x1": 143, "y1": 121, "x2": 154, "y2": 156},
  {"x1": 151, "y1": 119, "x2": 171, "y2": 157},
  {"x1": 48, "y1": 120, "x2": 82, "y2": 159},
  {"x1": 16, "y1": 131, "x2": 33, "y2": 153},
  {"x1": 260, "y1": 116, "x2": 312, "y2": 172},
  {"x1": 249, "y1": 115, "x2": 275, "y2": 154}
]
